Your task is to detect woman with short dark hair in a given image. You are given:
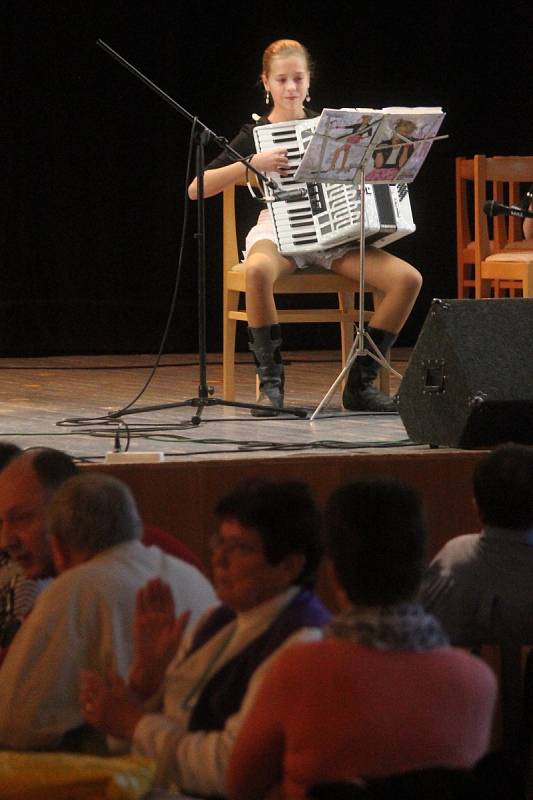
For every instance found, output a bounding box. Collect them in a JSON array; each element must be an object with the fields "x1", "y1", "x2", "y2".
[
  {"x1": 80, "y1": 478, "x2": 329, "y2": 796},
  {"x1": 227, "y1": 479, "x2": 497, "y2": 800}
]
